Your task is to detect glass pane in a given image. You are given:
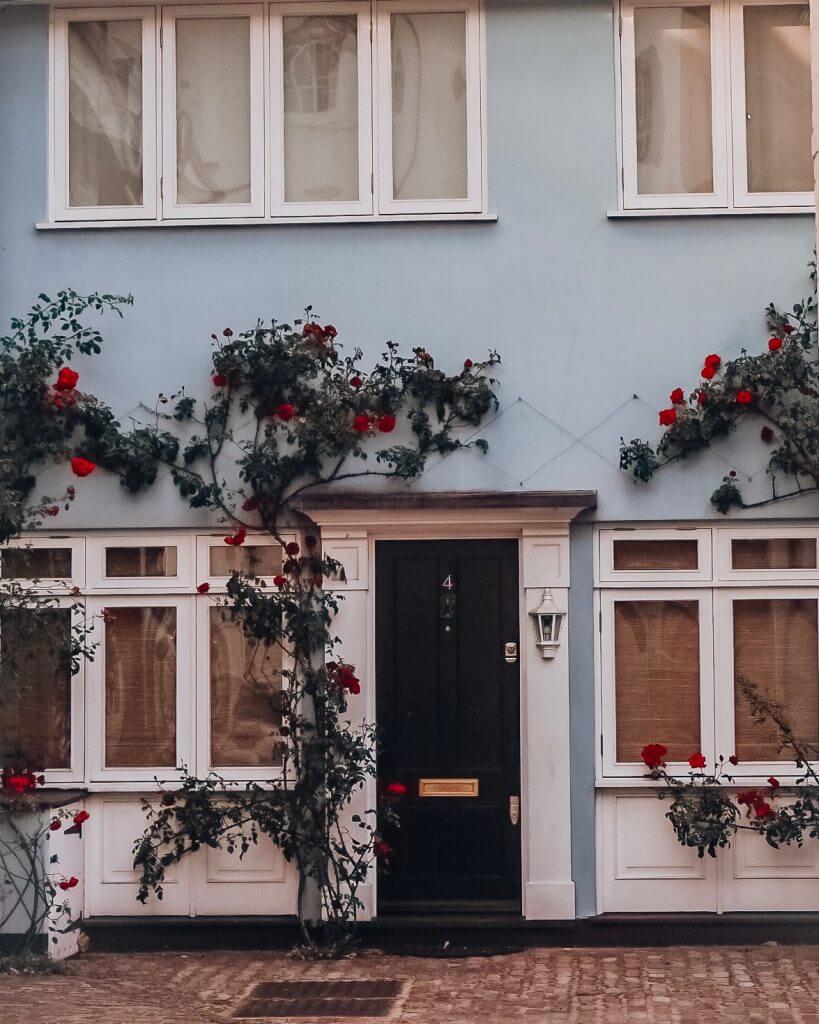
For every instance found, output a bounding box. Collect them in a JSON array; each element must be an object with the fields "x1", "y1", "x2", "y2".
[
  {"x1": 175, "y1": 17, "x2": 251, "y2": 205},
  {"x1": 0, "y1": 609, "x2": 71, "y2": 769},
  {"x1": 734, "y1": 599, "x2": 819, "y2": 760},
  {"x1": 634, "y1": 6, "x2": 714, "y2": 194},
  {"x1": 0, "y1": 547, "x2": 72, "y2": 579},
  {"x1": 209, "y1": 545, "x2": 280, "y2": 576},
  {"x1": 732, "y1": 537, "x2": 817, "y2": 570},
  {"x1": 105, "y1": 607, "x2": 177, "y2": 767},
  {"x1": 614, "y1": 600, "x2": 701, "y2": 761},
  {"x1": 391, "y1": 11, "x2": 468, "y2": 200},
  {"x1": 613, "y1": 538, "x2": 699, "y2": 571},
  {"x1": 105, "y1": 546, "x2": 178, "y2": 578},
  {"x1": 68, "y1": 19, "x2": 143, "y2": 207},
  {"x1": 744, "y1": 4, "x2": 812, "y2": 193},
  {"x1": 283, "y1": 15, "x2": 359, "y2": 203},
  {"x1": 210, "y1": 608, "x2": 282, "y2": 767}
]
